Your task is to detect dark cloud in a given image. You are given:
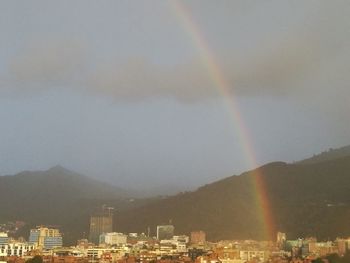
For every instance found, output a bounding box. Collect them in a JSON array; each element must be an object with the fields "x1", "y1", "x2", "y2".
[
  {"x1": 1, "y1": 1, "x2": 349, "y2": 102},
  {"x1": 1, "y1": 37, "x2": 328, "y2": 100}
]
